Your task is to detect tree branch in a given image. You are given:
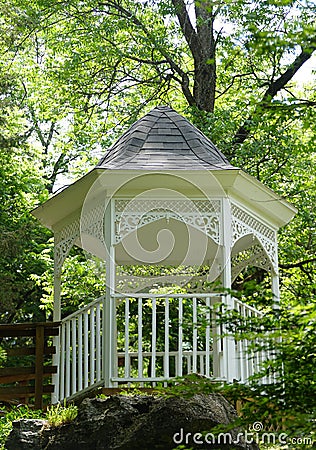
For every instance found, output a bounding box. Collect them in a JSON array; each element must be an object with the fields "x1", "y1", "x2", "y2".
[
  {"x1": 171, "y1": 0, "x2": 201, "y2": 58},
  {"x1": 233, "y1": 43, "x2": 316, "y2": 145},
  {"x1": 98, "y1": 1, "x2": 196, "y2": 107},
  {"x1": 280, "y1": 258, "x2": 316, "y2": 270}
]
